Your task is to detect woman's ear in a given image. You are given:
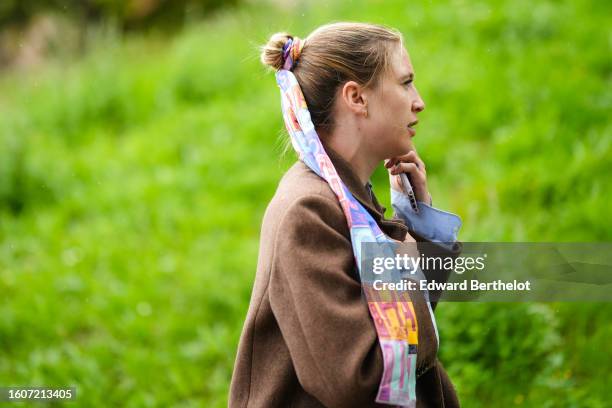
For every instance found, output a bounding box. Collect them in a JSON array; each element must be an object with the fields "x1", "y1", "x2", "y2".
[{"x1": 340, "y1": 81, "x2": 368, "y2": 117}]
